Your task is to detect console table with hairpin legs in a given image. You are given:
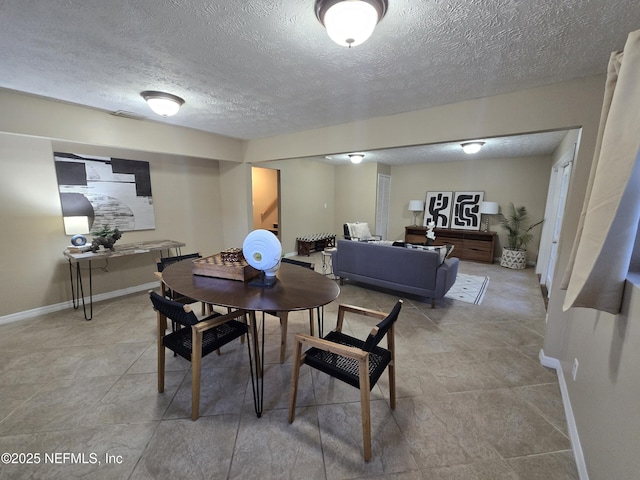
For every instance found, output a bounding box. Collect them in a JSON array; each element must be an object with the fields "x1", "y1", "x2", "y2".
[{"x1": 64, "y1": 239, "x2": 185, "y2": 321}]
